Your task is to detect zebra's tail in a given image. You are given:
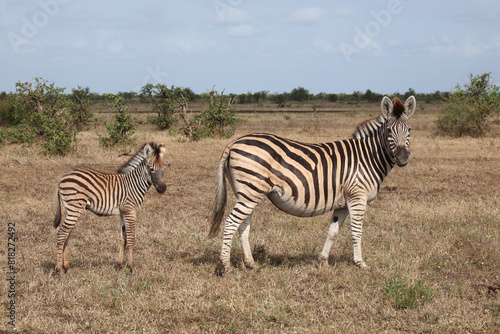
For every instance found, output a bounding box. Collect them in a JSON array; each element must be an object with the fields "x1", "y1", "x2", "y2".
[
  {"x1": 54, "y1": 189, "x2": 62, "y2": 229},
  {"x1": 208, "y1": 145, "x2": 231, "y2": 238}
]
